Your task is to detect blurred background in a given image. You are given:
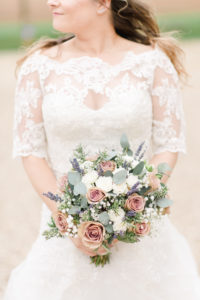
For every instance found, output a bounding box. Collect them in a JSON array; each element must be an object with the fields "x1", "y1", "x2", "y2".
[{"x1": 0, "y1": 0, "x2": 200, "y2": 298}]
